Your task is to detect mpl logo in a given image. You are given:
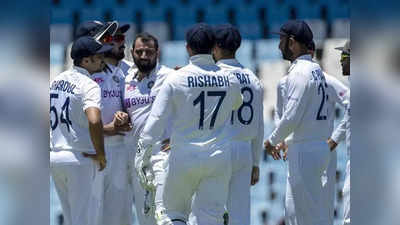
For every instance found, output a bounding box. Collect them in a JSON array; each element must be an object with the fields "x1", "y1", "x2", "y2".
[{"x1": 94, "y1": 77, "x2": 104, "y2": 84}]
